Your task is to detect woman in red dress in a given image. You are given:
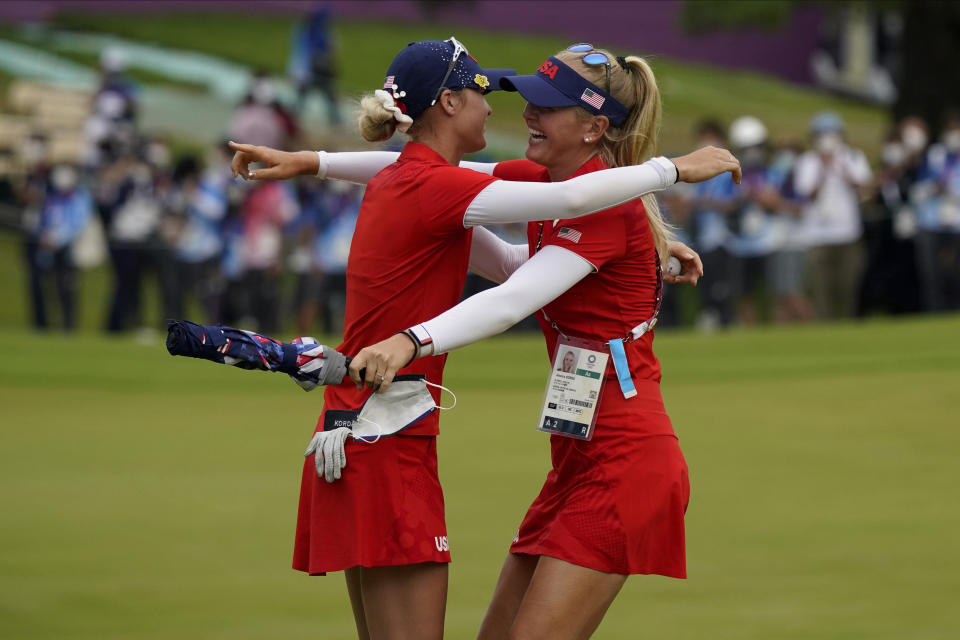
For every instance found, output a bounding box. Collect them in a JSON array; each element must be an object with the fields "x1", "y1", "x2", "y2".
[
  {"x1": 351, "y1": 45, "x2": 741, "y2": 639},
  {"x1": 231, "y1": 39, "x2": 737, "y2": 640}
]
